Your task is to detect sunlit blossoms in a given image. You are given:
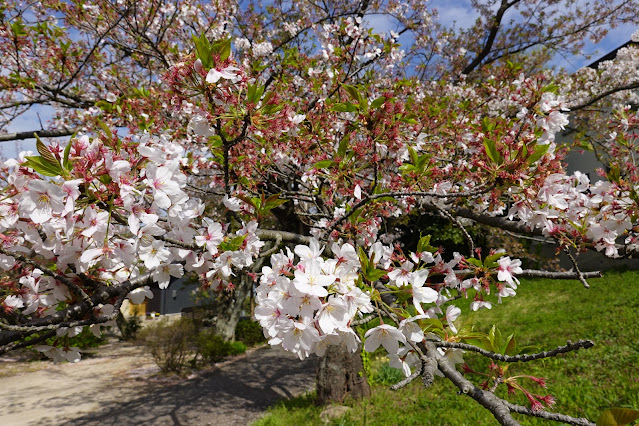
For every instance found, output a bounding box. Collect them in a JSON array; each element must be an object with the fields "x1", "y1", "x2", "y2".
[{"x1": 1, "y1": 2, "x2": 638, "y2": 421}]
